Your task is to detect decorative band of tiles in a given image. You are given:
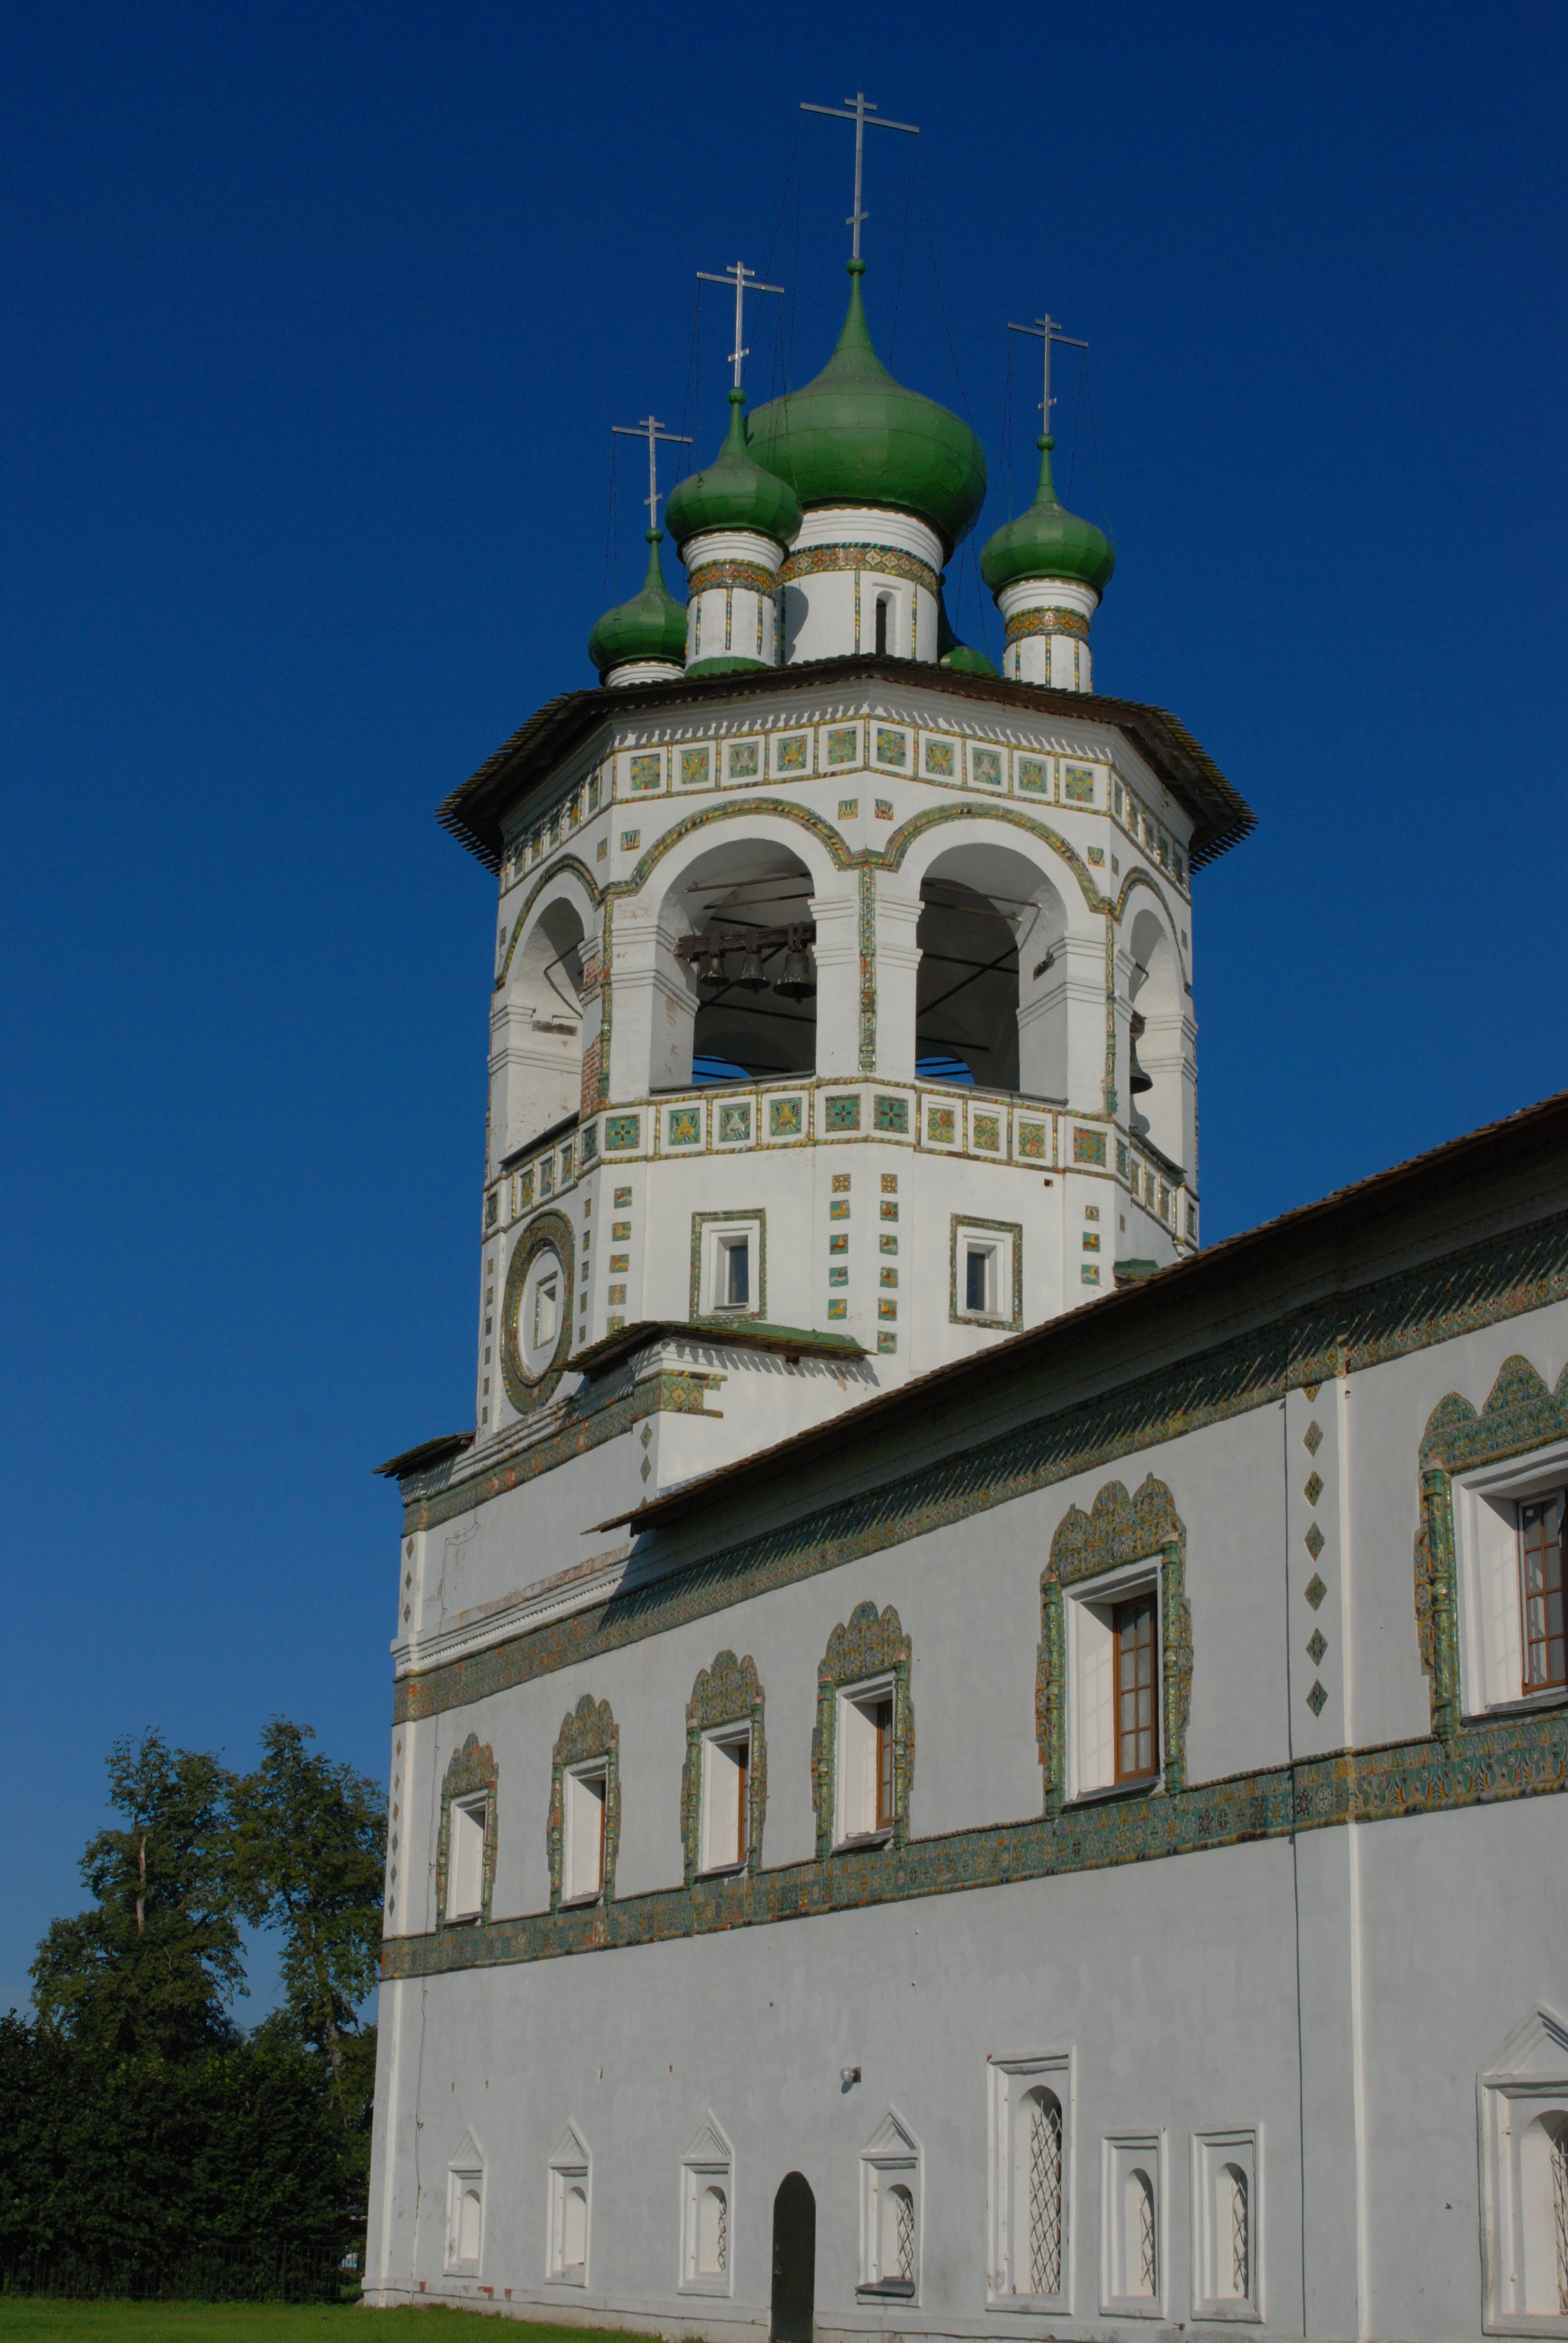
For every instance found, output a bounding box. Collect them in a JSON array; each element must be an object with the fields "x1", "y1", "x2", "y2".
[
  {"x1": 687, "y1": 560, "x2": 779, "y2": 598},
  {"x1": 778, "y1": 542, "x2": 941, "y2": 599},
  {"x1": 380, "y1": 1707, "x2": 1567, "y2": 1981},
  {"x1": 1005, "y1": 606, "x2": 1092, "y2": 645}
]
